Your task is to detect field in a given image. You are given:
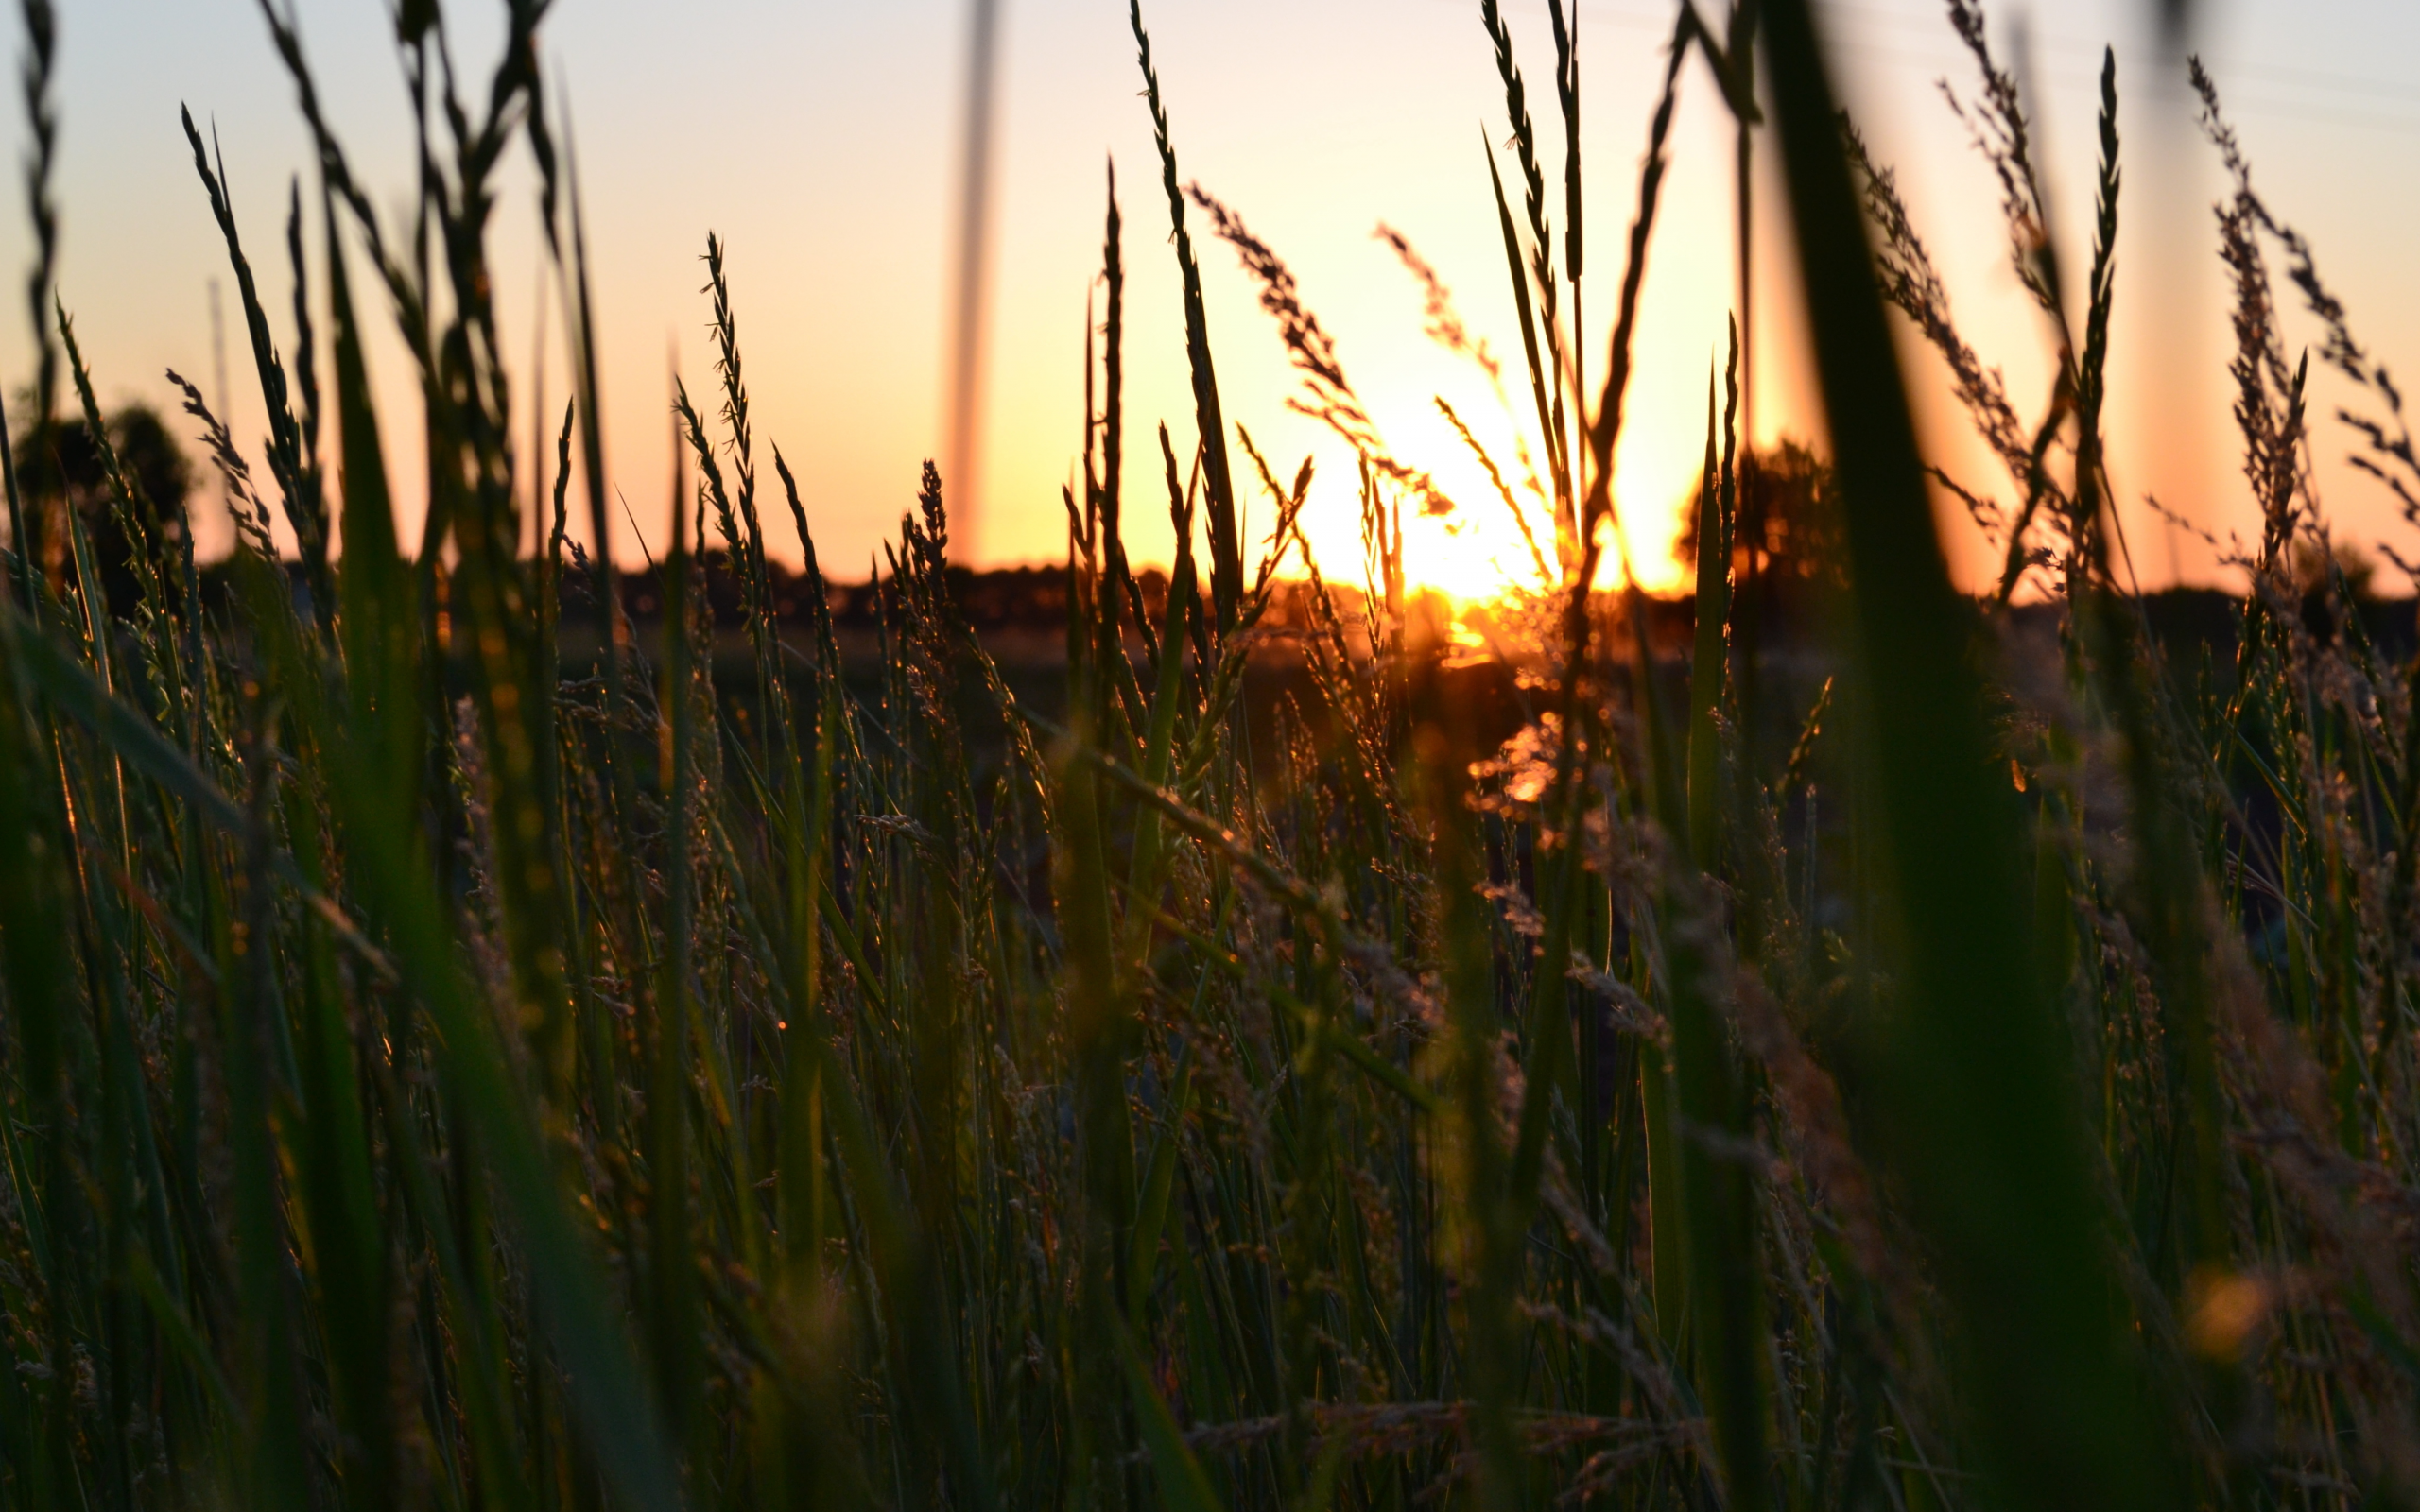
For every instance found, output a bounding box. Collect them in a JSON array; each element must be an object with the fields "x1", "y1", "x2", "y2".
[{"x1": 6, "y1": 0, "x2": 2420, "y2": 1508}]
